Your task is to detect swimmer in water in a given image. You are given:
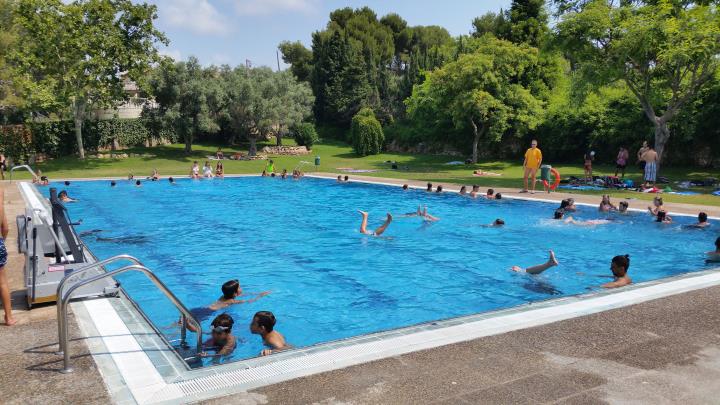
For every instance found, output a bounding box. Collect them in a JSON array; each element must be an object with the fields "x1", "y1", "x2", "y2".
[
  {"x1": 481, "y1": 219, "x2": 505, "y2": 227},
  {"x1": 459, "y1": 186, "x2": 467, "y2": 195},
  {"x1": 602, "y1": 255, "x2": 632, "y2": 288},
  {"x1": 169, "y1": 176, "x2": 176, "y2": 185},
  {"x1": 598, "y1": 195, "x2": 617, "y2": 212},
  {"x1": 511, "y1": 250, "x2": 559, "y2": 275},
  {"x1": 656, "y1": 210, "x2": 672, "y2": 224},
  {"x1": 469, "y1": 185, "x2": 479, "y2": 198},
  {"x1": 358, "y1": 211, "x2": 392, "y2": 236},
  {"x1": 183, "y1": 279, "x2": 270, "y2": 332},
  {"x1": 618, "y1": 201, "x2": 629, "y2": 214},
  {"x1": 690, "y1": 212, "x2": 710, "y2": 228},
  {"x1": 485, "y1": 189, "x2": 495, "y2": 199},
  {"x1": 707, "y1": 237, "x2": 720, "y2": 262},
  {"x1": 250, "y1": 311, "x2": 289, "y2": 356},
  {"x1": 560, "y1": 198, "x2": 577, "y2": 212},
  {"x1": 648, "y1": 196, "x2": 663, "y2": 216},
  {"x1": 200, "y1": 314, "x2": 236, "y2": 358},
  {"x1": 554, "y1": 209, "x2": 610, "y2": 226},
  {"x1": 58, "y1": 190, "x2": 77, "y2": 202}
]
